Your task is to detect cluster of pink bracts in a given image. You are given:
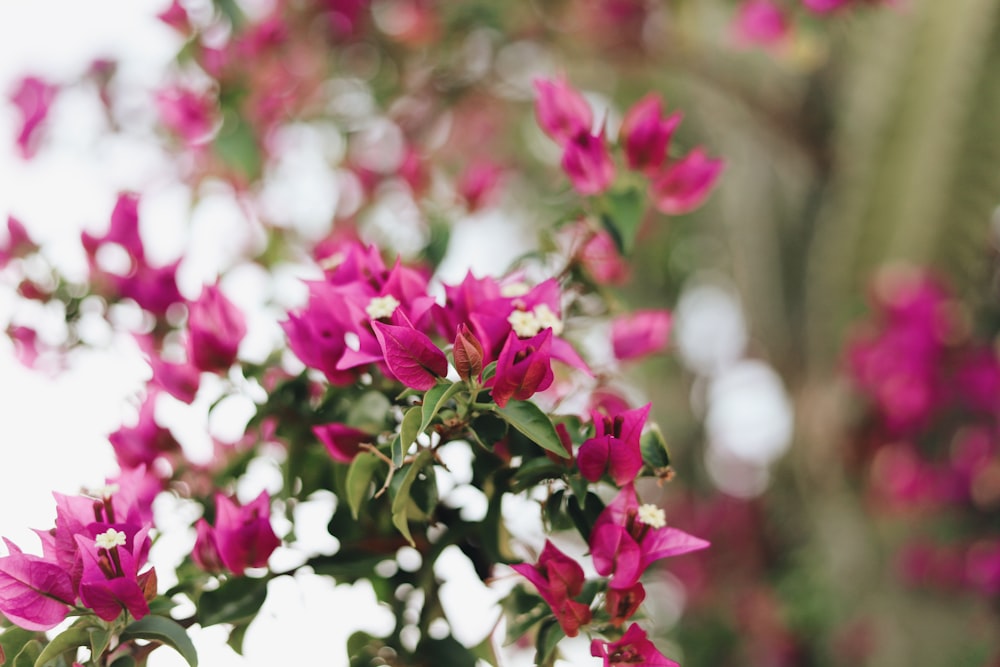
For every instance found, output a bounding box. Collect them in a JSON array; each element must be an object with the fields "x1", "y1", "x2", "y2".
[{"x1": 535, "y1": 77, "x2": 723, "y2": 214}]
